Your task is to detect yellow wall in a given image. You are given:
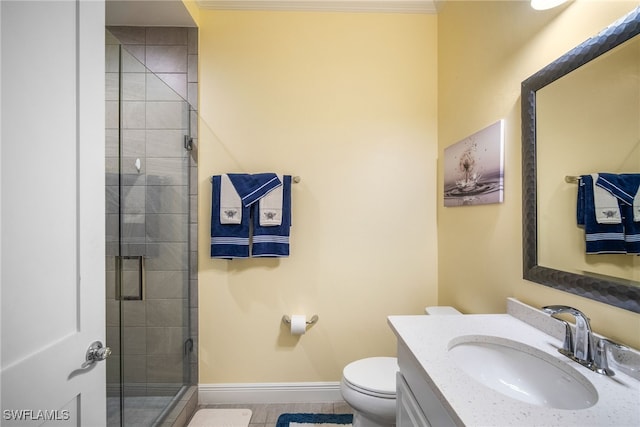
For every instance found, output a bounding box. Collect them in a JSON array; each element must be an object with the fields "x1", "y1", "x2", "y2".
[
  {"x1": 197, "y1": 11, "x2": 439, "y2": 383},
  {"x1": 437, "y1": 0, "x2": 640, "y2": 348}
]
